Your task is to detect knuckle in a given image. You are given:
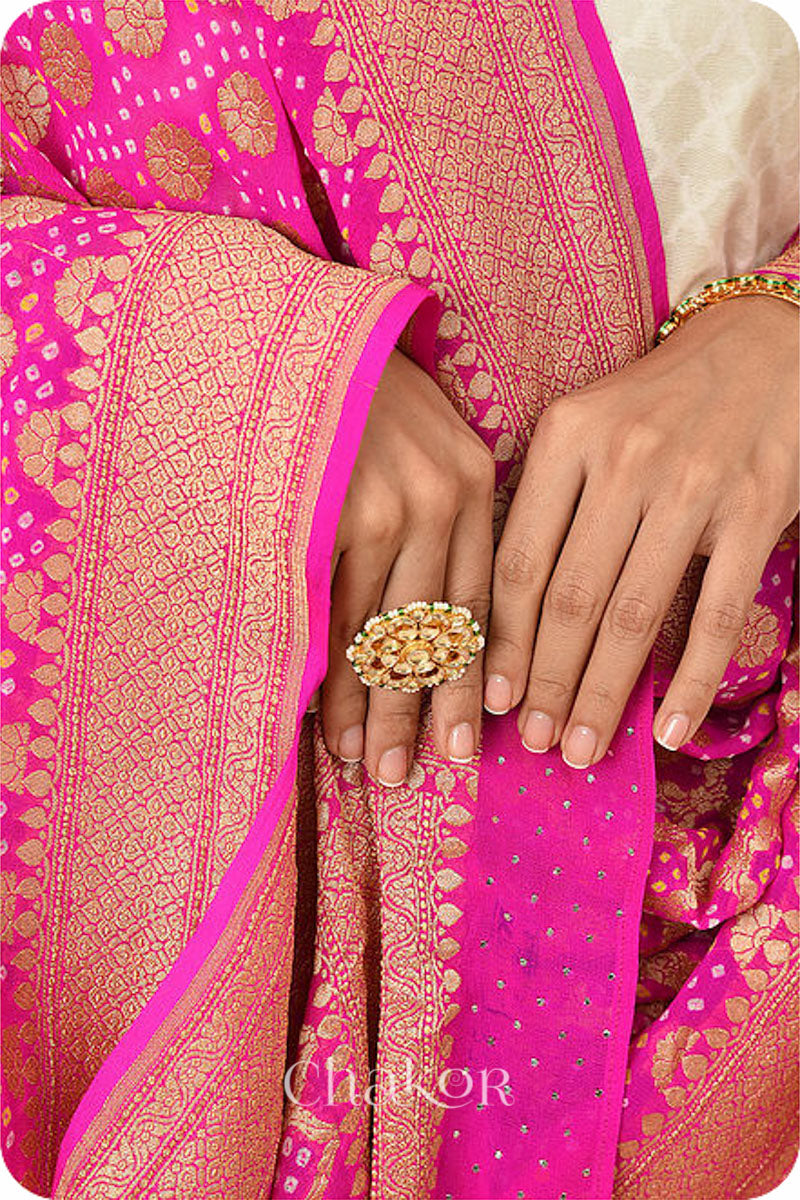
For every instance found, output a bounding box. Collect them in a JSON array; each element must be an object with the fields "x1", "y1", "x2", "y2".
[
  {"x1": 417, "y1": 463, "x2": 461, "y2": 515},
  {"x1": 526, "y1": 673, "x2": 572, "y2": 706},
  {"x1": 533, "y1": 404, "x2": 559, "y2": 442},
  {"x1": 606, "y1": 590, "x2": 659, "y2": 643},
  {"x1": 581, "y1": 677, "x2": 620, "y2": 714},
  {"x1": 460, "y1": 437, "x2": 496, "y2": 494},
  {"x1": 425, "y1": 504, "x2": 458, "y2": 540},
  {"x1": 670, "y1": 457, "x2": 718, "y2": 509},
  {"x1": 486, "y1": 627, "x2": 527, "y2": 667},
  {"x1": 439, "y1": 670, "x2": 481, "y2": 705},
  {"x1": 681, "y1": 673, "x2": 717, "y2": 703},
  {"x1": 610, "y1": 418, "x2": 661, "y2": 469},
  {"x1": 538, "y1": 396, "x2": 580, "y2": 440},
  {"x1": 457, "y1": 588, "x2": 491, "y2": 629},
  {"x1": 719, "y1": 471, "x2": 762, "y2": 525},
  {"x1": 734, "y1": 470, "x2": 761, "y2": 512},
  {"x1": 544, "y1": 574, "x2": 599, "y2": 628},
  {"x1": 495, "y1": 541, "x2": 543, "y2": 590},
  {"x1": 698, "y1": 599, "x2": 747, "y2": 642},
  {"x1": 360, "y1": 496, "x2": 403, "y2": 544},
  {"x1": 419, "y1": 463, "x2": 455, "y2": 511},
  {"x1": 371, "y1": 705, "x2": 419, "y2": 746}
]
